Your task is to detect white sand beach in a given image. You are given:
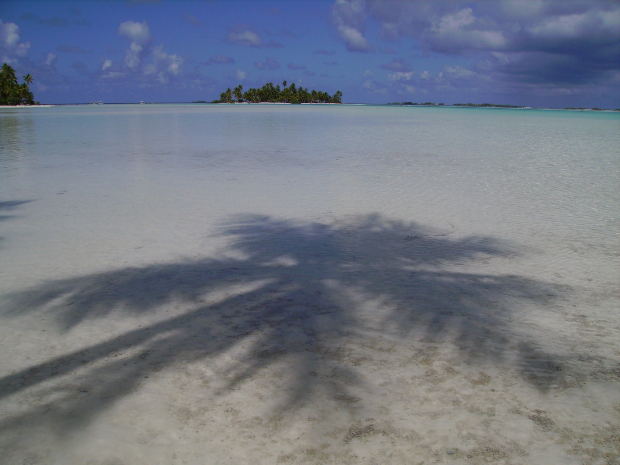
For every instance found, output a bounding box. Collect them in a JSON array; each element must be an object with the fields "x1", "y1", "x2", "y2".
[
  {"x1": 0, "y1": 104, "x2": 619, "y2": 465},
  {"x1": 0, "y1": 104, "x2": 54, "y2": 108}
]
